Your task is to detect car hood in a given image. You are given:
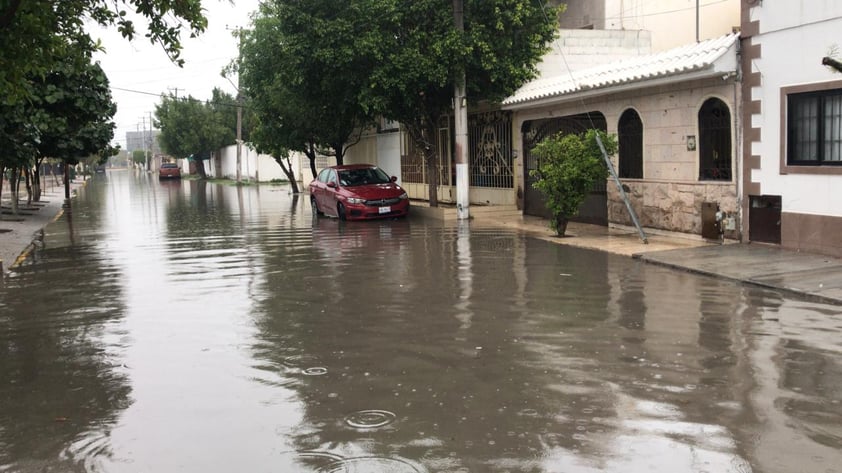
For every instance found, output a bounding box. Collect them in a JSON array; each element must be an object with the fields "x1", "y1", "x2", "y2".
[{"x1": 343, "y1": 183, "x2": 404, "y2": 199}]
